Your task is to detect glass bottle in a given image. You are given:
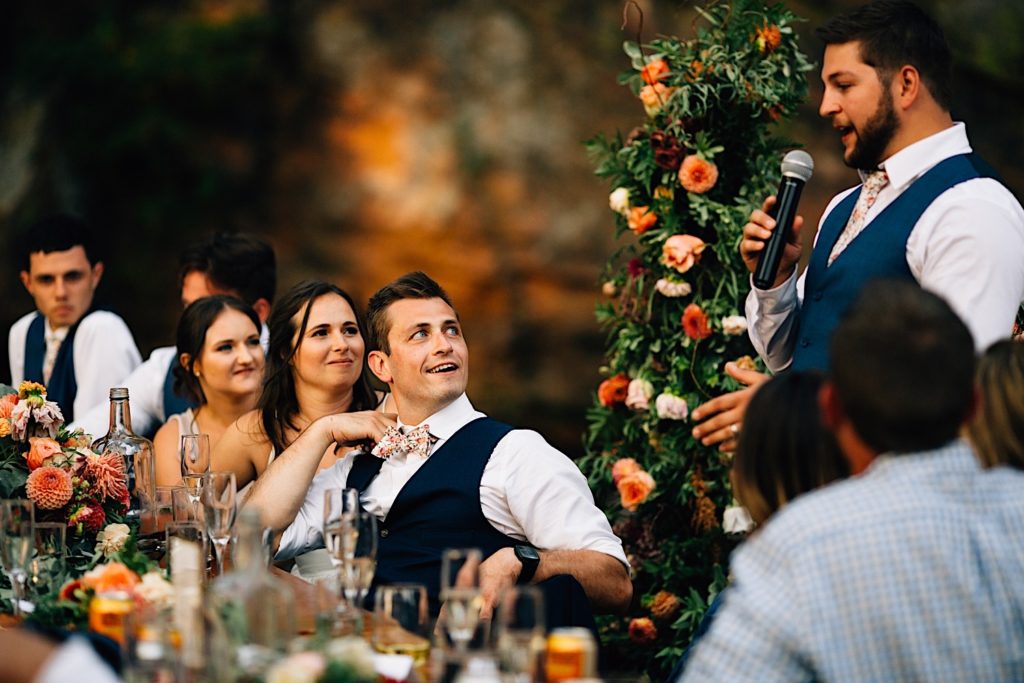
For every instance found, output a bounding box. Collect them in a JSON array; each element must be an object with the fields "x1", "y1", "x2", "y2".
[
  {"x1": 209, "y1": 507, "x2": 296, "y2": 679},
  {"x1": 92, "y1": 387, "x2": 157, "y2": 529}
]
